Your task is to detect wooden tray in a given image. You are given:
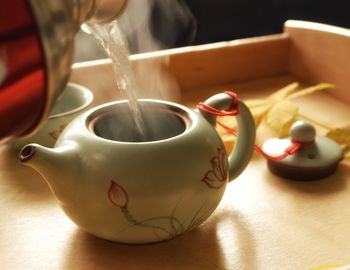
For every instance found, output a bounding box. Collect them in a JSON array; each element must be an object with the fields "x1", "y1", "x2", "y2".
[{"x1": 1, "y1": 20, "x2": 350, "y2": 270}]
